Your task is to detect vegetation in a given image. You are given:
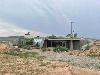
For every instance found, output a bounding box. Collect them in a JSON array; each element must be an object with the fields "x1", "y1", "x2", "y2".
[
  {"x1": 66, "y1": 33, "x2": 78, "y2": 38},
  {"x1": 85, "y1": 44, "x2": 91, "y2": 50},
  {"x1": 34, "y1": 42, "x2": 40, "y2": 49},
  {"x1": 37, "y1": 56, "x2": 46, "y2": 61},
  {"x1": 5, "y1": 50, "x2": 38, "y2": 58},
  {"x1": 26, "y1": 38, "x2": 34, "y2": 45},
  {"x1": 42, "y1": 48, "x2": 51, "y2": 52},
  {"x1": 48, "y1": 34, "x2": 56, "y2": 39},
  {"x1": 53, "y1": 46, "x2": 68, "y2": 52}
]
